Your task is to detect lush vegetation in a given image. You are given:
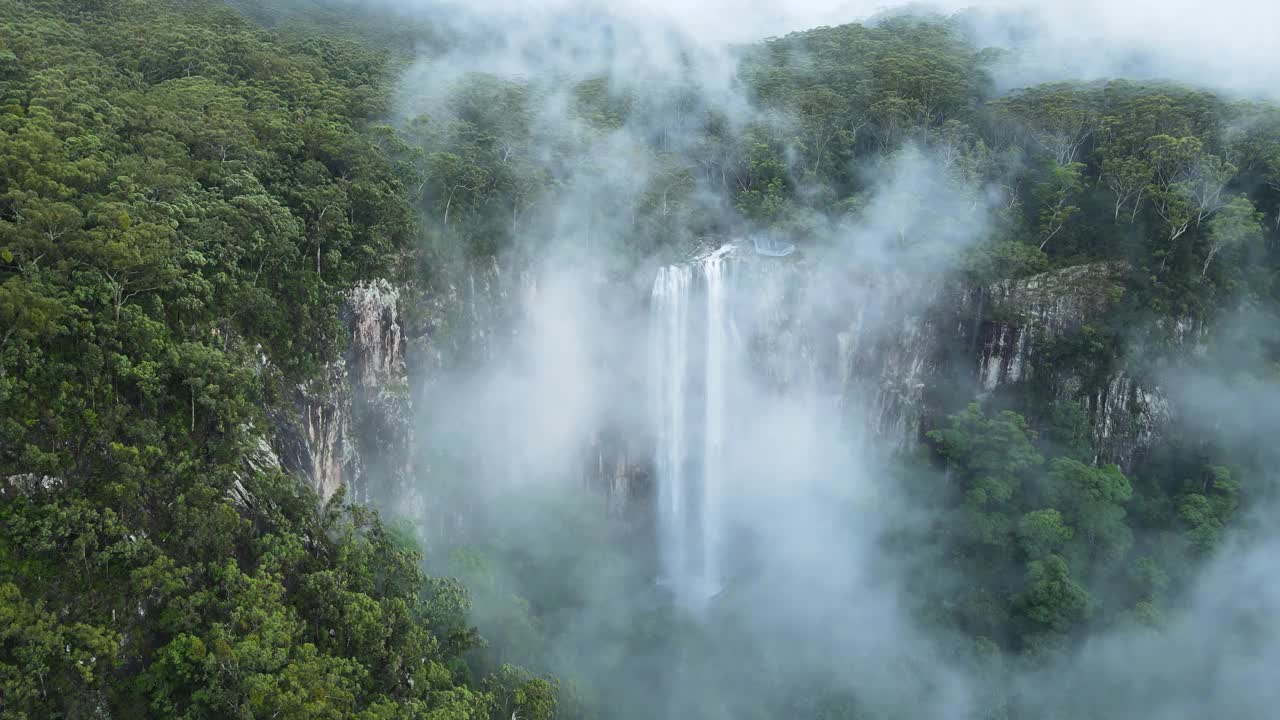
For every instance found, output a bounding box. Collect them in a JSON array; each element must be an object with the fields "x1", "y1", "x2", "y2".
[
  {"x1": 0, "y1": 1, "x2": 551, "y2": 718},
  {"x1": 3, "y1": 0, "x2": 1279, "y2": 718}
]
